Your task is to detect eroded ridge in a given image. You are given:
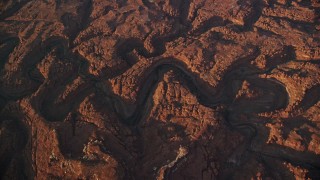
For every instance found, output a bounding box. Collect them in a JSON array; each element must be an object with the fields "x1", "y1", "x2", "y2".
[{"x1": 0, "y1": 0, "x2": 319, "y2": 179}]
